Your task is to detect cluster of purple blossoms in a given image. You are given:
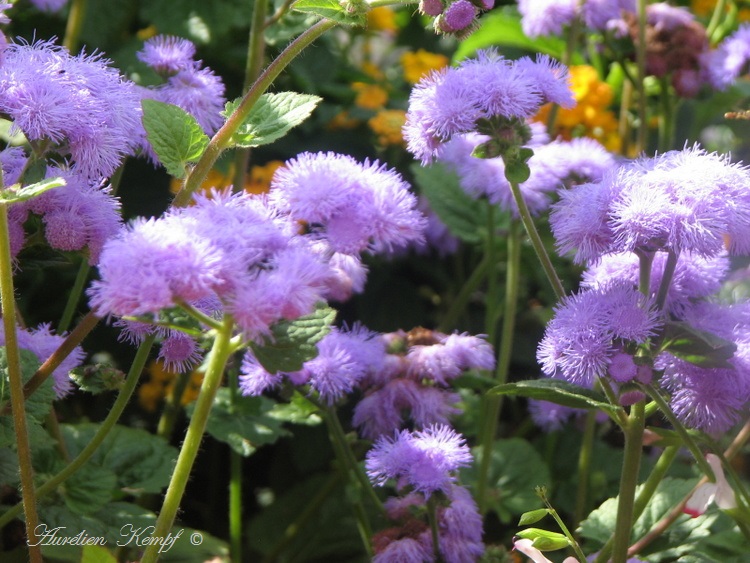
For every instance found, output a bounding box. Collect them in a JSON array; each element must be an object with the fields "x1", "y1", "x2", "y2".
[
  {"x1": 551, "y1": 145, "x2": 750, "y2": 264},
  {"x1": 0, "y1": 322, "x2": 84, "y2": 397},
  {"x1": 439, "y1": 128, "x2": 616, "y2": 216},
  {"x1": 518, "y1": 0, "x2": 634, "y2": 38},
  {"x1": 137, "y1": 35, "x2": 226, "y2": 136},
  {"x1": 404, "y1": 49, "x2": 574, "y2": 164},
  {"x1": 418, "y1": 0, "x2": 494, "y2": 37},
  {"x1": 701, "y1": 24, "x2": 750, "y2": 91},
  {"x1": 0, "y1": 39, "x2": 142, "y2": 179},
  {"x1": 8, "y1": 166, "x2": 122, "y2": 264},
  {"x1": 366, "y1": 426, "x2": 484, "y2": 562}
]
